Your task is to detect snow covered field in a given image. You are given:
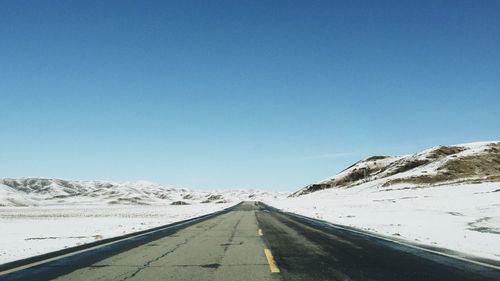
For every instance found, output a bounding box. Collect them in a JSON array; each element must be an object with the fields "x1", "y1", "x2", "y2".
[
  {"x1": 0, "y1": 203, "x2": 236, "y2": 264},
  {"x1": 264, "y1": 182, "x2": 500, "y2": 262}
]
